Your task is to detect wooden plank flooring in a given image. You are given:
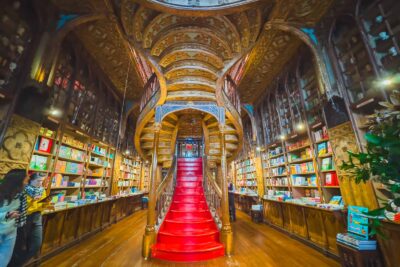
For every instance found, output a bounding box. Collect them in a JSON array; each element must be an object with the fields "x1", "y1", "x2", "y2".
[{"x1": 41, "y1": 210, "x2": 340, "y2": 267}]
